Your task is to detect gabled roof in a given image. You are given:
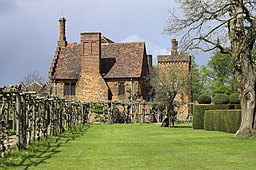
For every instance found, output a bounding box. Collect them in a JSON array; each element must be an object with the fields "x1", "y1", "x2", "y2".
[
  {"x1": 101, "y1": 36, "x2": 114, "y2": 44},
  {"x1": 101, "y1": 42, "x2": 145, "y2": 78},
  {"x1": 38, "y1": 82, "x2": 49, "y2": 94},
  {"x1": 26, "y1": 82, "x2": 42, "y2": 92},
  {"x1": 52, "y1": 42, "x2": 146, "y2": 80},
  {"x1": 54, "y1": 43, "x2": 81, "y2": 80}
]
